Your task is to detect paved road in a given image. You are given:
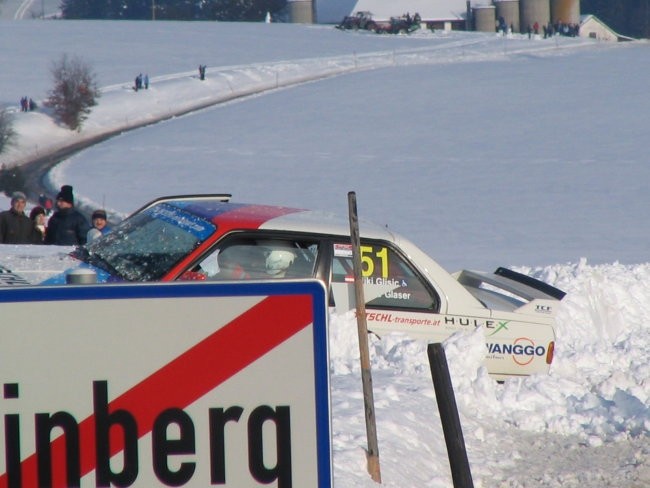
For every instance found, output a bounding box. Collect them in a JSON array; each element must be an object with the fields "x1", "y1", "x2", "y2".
[{"x1": 0, "y1": 0, "x2": 59, "y2": 19}]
